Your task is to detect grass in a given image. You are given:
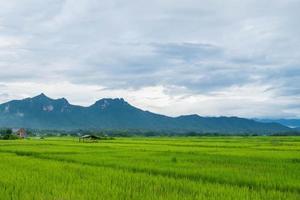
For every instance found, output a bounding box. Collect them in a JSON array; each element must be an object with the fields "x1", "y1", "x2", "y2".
[{"x1": 0, "y1": 136, "x2": 299, "y2": 199}]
